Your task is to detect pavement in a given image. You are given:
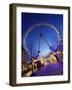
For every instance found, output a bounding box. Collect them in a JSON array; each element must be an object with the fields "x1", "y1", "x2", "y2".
[{"x1": 32, "y1": 62, "x2": 63, "y2": 76}]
